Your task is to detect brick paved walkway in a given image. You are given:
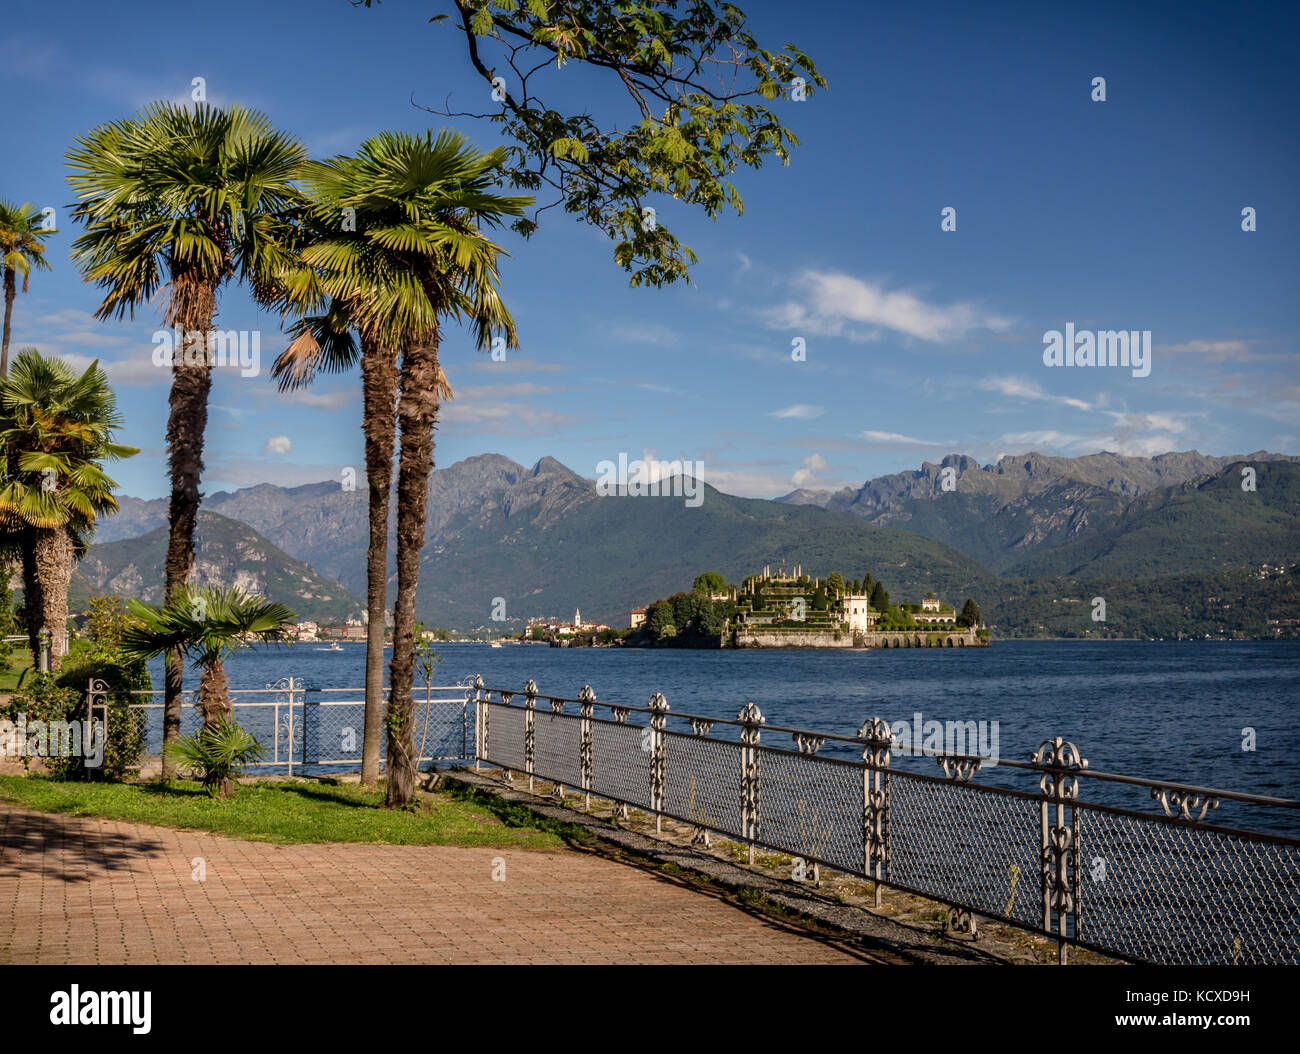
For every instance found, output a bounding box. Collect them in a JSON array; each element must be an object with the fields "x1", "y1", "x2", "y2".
[{"x1": 0, "y1": 807, "x2": 873, "y2": 964}]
